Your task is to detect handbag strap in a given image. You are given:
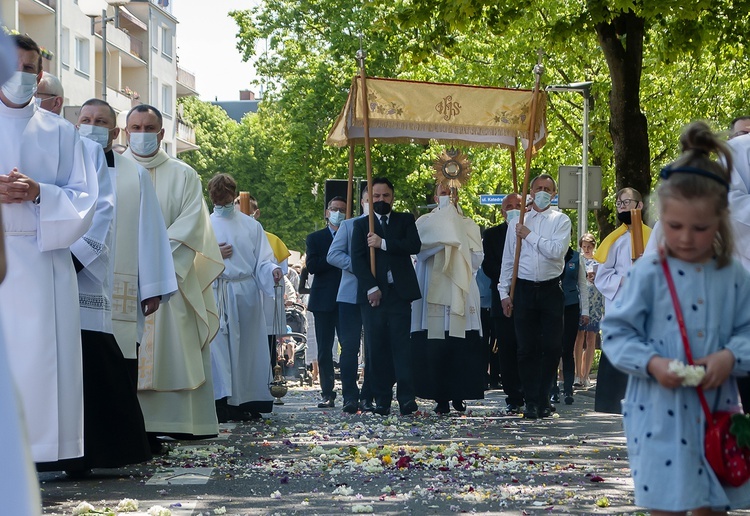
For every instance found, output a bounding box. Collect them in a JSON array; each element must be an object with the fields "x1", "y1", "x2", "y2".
[{"x1": 661, "y1": 257, "x2": 714, "y2": 421}]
